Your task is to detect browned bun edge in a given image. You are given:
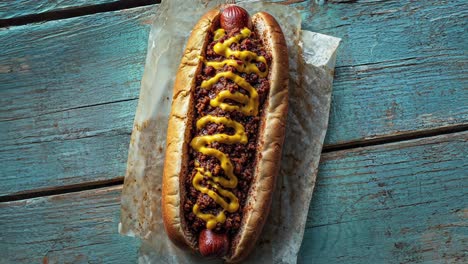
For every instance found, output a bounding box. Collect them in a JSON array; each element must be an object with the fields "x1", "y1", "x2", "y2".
[
  {"x1": 225, "y1": 12, "x2": 289, "y2": 263},
  {"x1": 162, "y1": 9, "x2": 220, "y2": 252}
]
